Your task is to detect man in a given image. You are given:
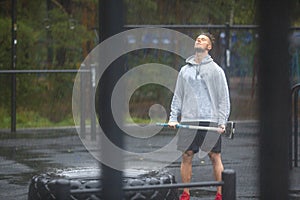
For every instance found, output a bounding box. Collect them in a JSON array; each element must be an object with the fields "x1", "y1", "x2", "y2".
[{"x1": 168, "y1": 33, "x2": 230, "y2": 200}]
